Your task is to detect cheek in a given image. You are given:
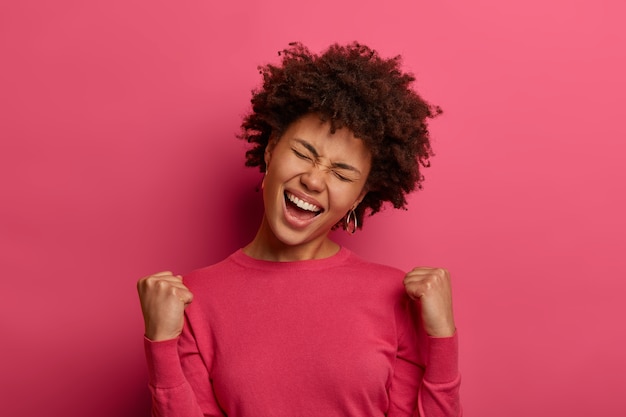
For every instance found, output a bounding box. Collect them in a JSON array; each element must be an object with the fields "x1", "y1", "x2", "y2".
[
  {"x1": 331, "y1": 183, "x2": 364, "y2": 208},
  {"x1": 271, "y1": 153, "x2": 307, "y2": 177}
]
